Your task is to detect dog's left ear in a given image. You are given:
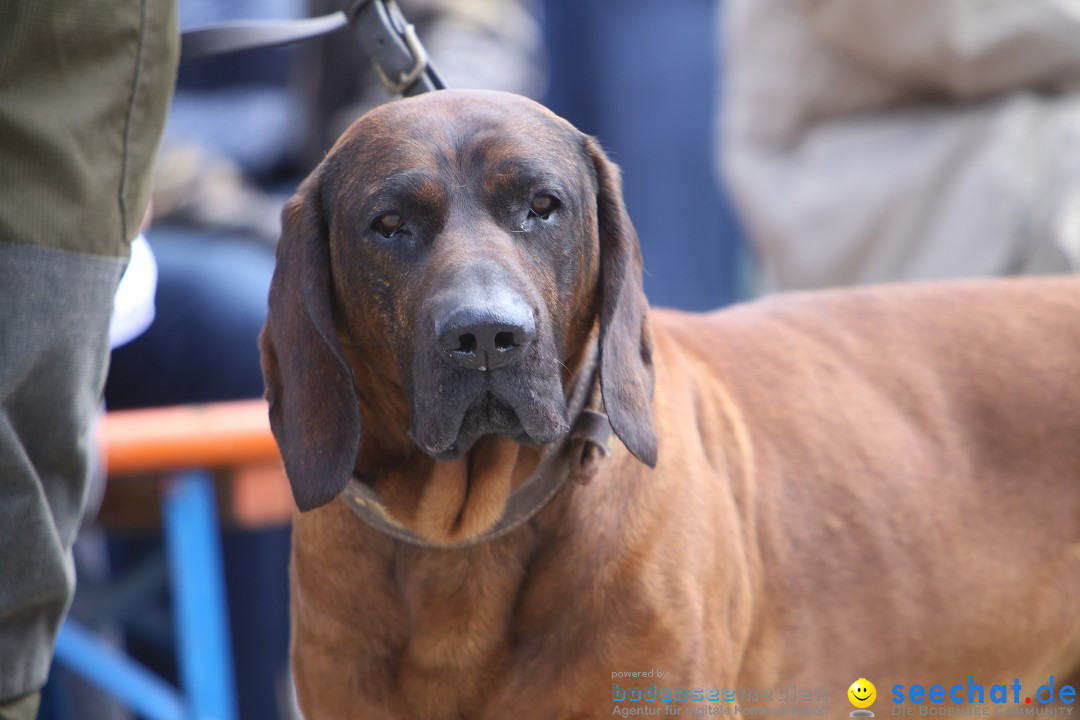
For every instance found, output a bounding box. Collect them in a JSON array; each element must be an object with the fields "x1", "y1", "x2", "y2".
[{"x1": 585, "y1": 136, "x2": 658, "y2": 468}]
